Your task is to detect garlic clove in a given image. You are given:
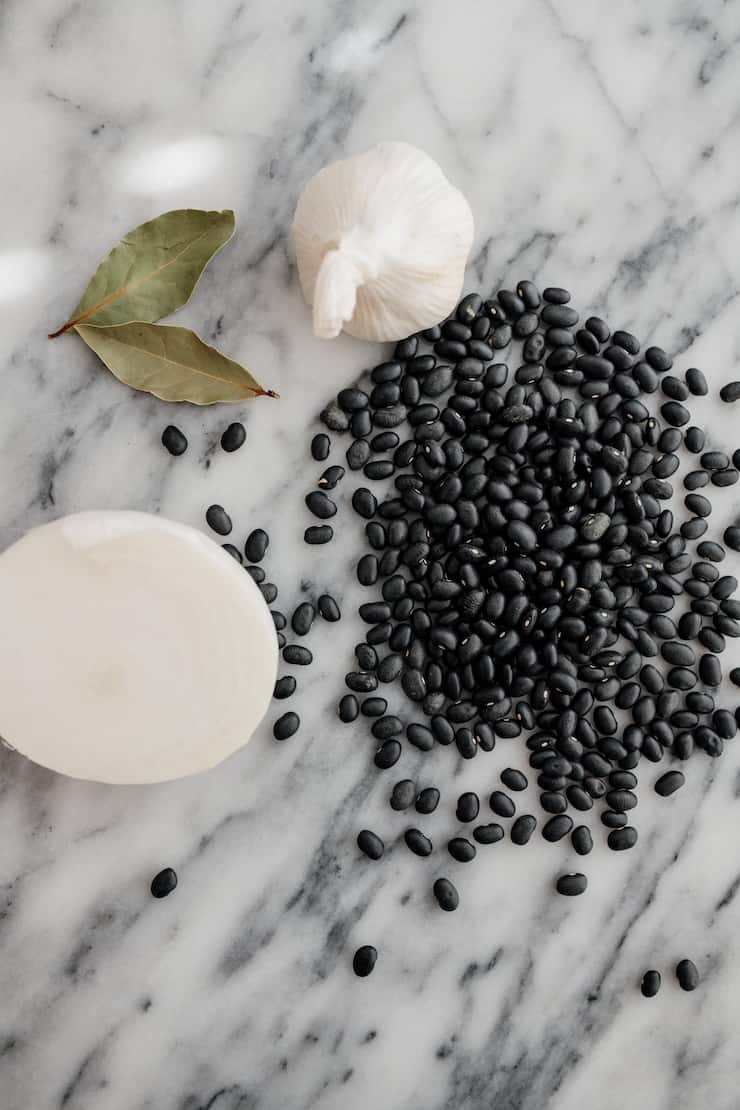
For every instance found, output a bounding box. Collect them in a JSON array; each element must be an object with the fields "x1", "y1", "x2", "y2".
[
  {"x1": 291, "y1": 142, "x2": 474, "y2": 342},
  {"x1": 0, "y1": 512, "x2": 278, "y2": 783}
]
